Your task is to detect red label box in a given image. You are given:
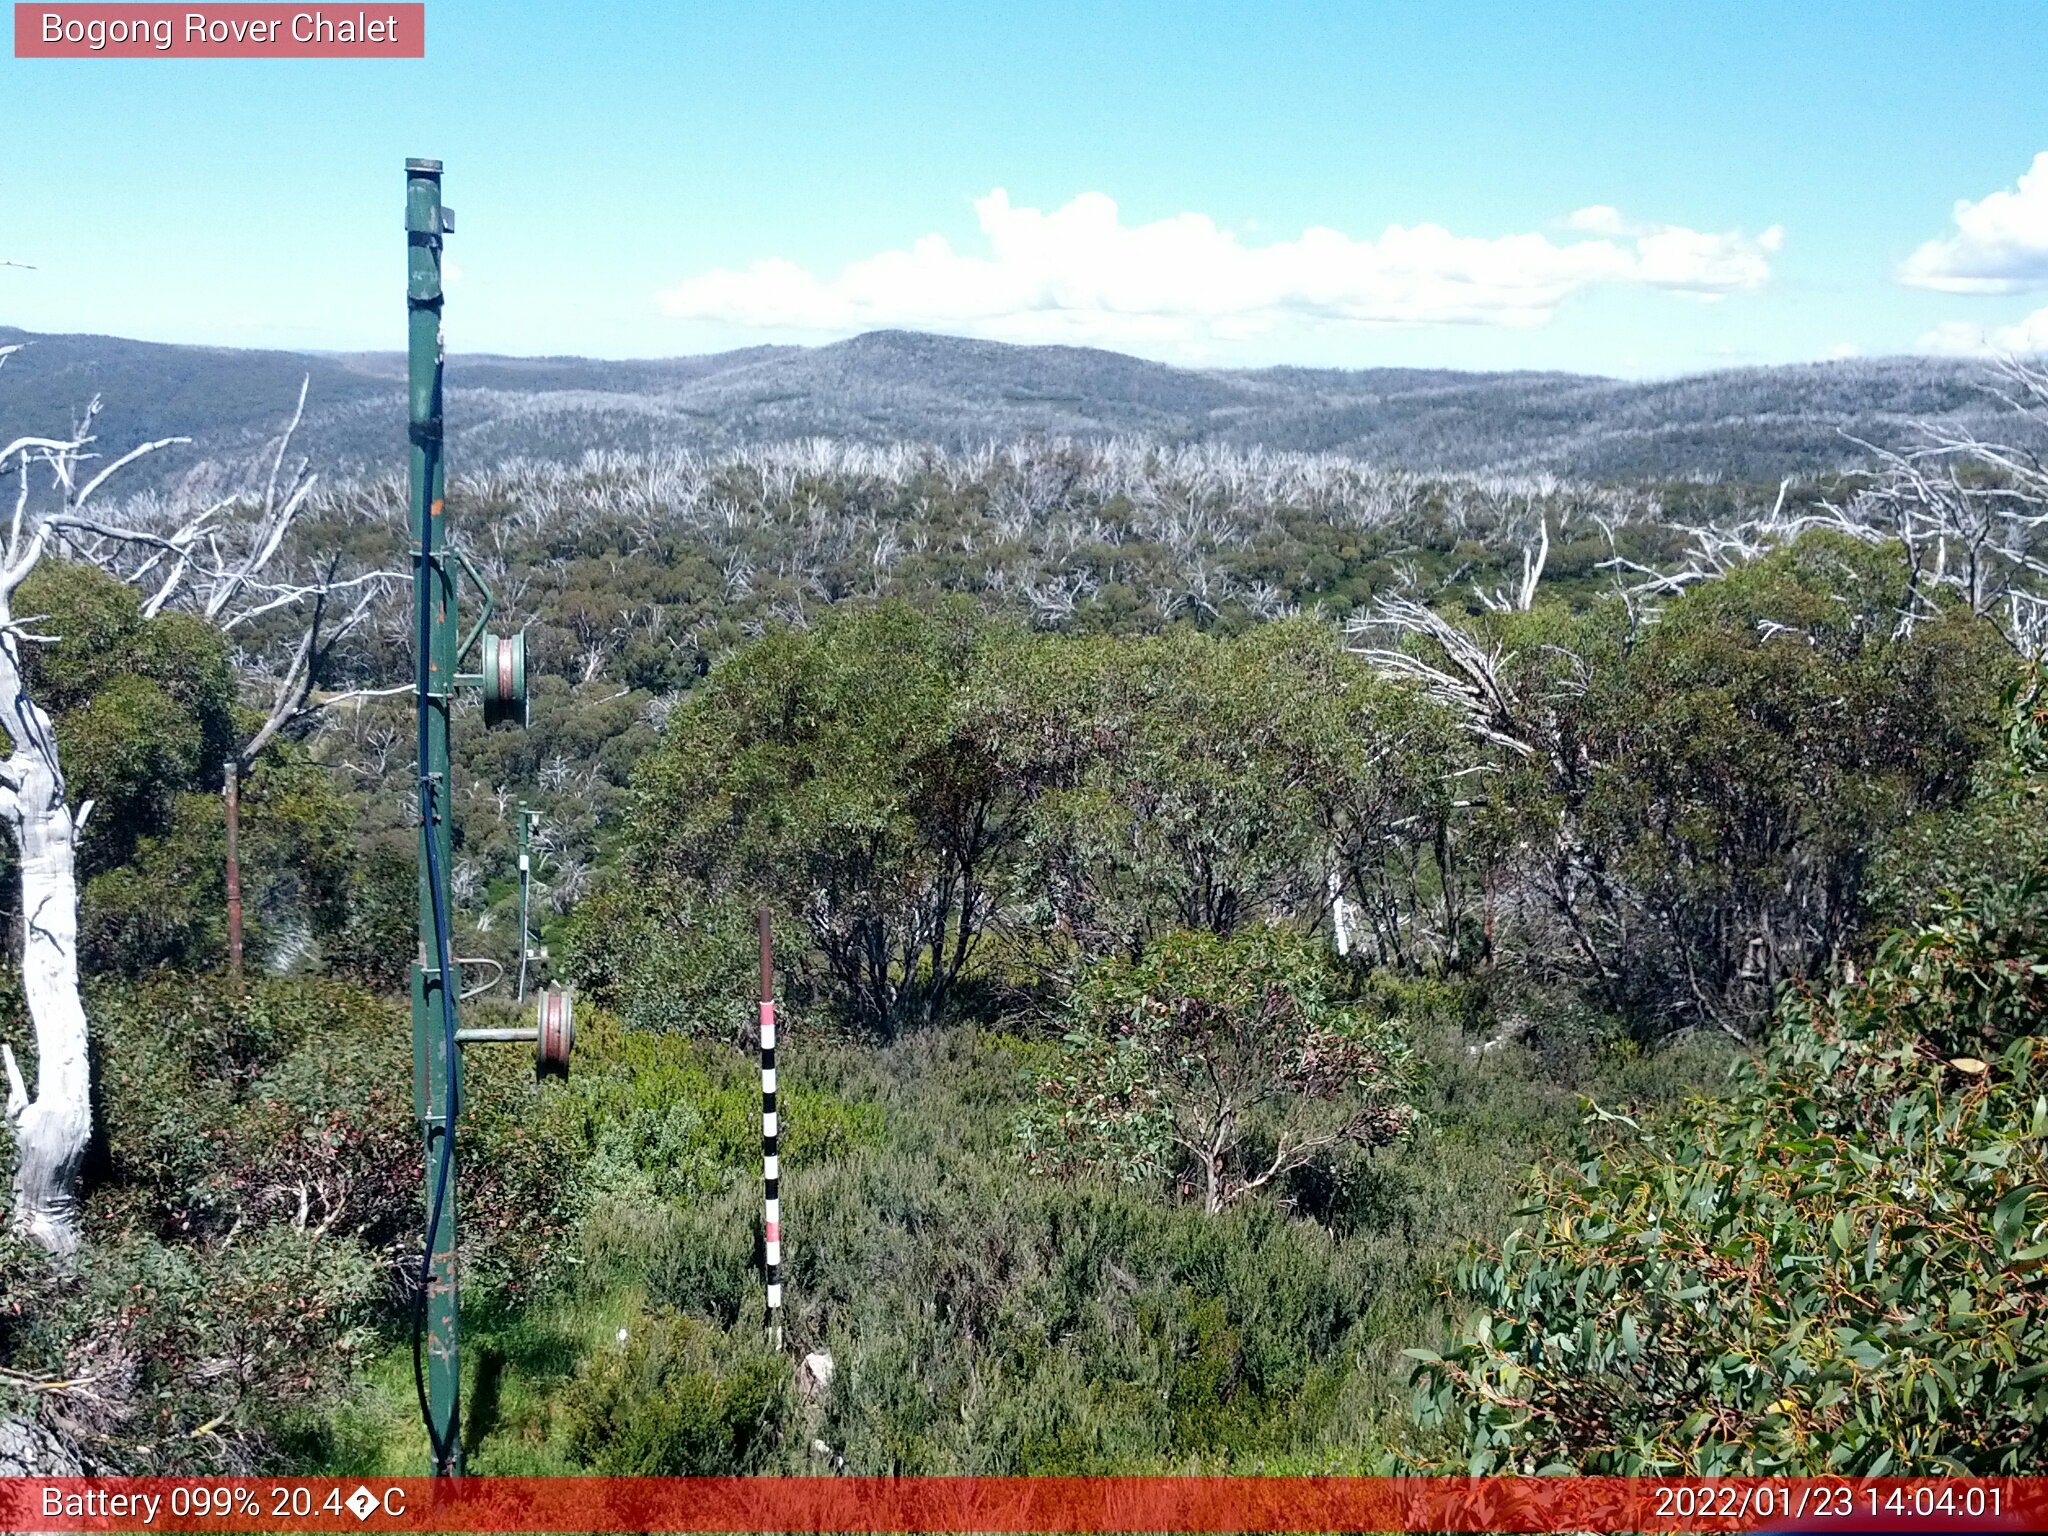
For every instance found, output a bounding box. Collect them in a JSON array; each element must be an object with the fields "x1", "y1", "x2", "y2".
[
  {"x1": 3, "y1": 1476, "x2": 2046, "y2": 1533},
  {"x1": 14, "y1": 4, "x2": 424, "y2": 57}
]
